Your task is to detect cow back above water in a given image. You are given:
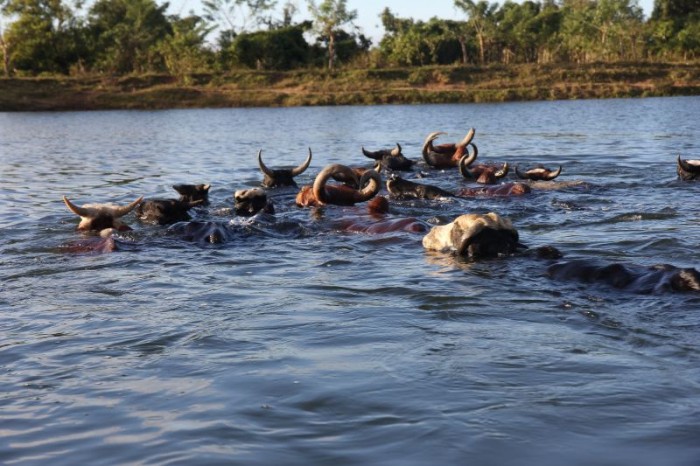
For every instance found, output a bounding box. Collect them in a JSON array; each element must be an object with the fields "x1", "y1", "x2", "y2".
[{"x1": 547, "y1": 259, "x2": 700, "y2": 293}]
